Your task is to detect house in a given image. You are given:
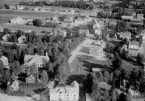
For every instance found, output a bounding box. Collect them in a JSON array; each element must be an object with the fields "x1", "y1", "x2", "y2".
[
  {"x1": 92, "y1": 68, "x2": 102, "y2": 72},
  {"x1": 129, "y1": 87, "x2": 144, "y2": 101},
  {"x1": 129, "y1": 41, "x2": 140, "y2": 50},
  {"x1": 16, "y1": 5, "x2": 25, "y2": 10},
  {"x1": 128, "y1": 41, "x2": 140, "y2": 56},
  {"x1": 0, "y1": 53, "x2": 9, "y2": 69},
  {"x1": 10, "y1": 80, "x2": 20, "y2": 92},
  {"x1": 106, "y1": 33, "x2": 117, "y2": 41},
  {"x1": 49, "y1": 81, "x2": 79, "y2": 101},
  {"x1": 53, "y1": 28, "x2": 67, "y2": 37},
  {"x1": 10, "y1": 17, "x2": 28, "y2": 25},
  {"x1": 24, "y1": 54, "x2": 49, "y2": 68},
  {"x1": 118, "y1": 32, "x2": 131, "y2": 40},
  {"x1": 0, "y1": 28, "x2": 3, "y2": 32},
  {"x1": 79, "y1": 29, "x2": 89, "y2": 35},
  {"x1": 2, "y1": 34, "x2": 11, "y2": 42},
  {"x1": 9, "y1": 5, "x2": 16, "y2": 10},
  {"x1": 122, "y1": 15, "x2": 134, "y2": 21},
  {"x1": 98, "y1": 82, "x2": 111, "y2": 90},
  {"x1": 18, "y1": 36, "x2": 26, "y2": 44}
]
